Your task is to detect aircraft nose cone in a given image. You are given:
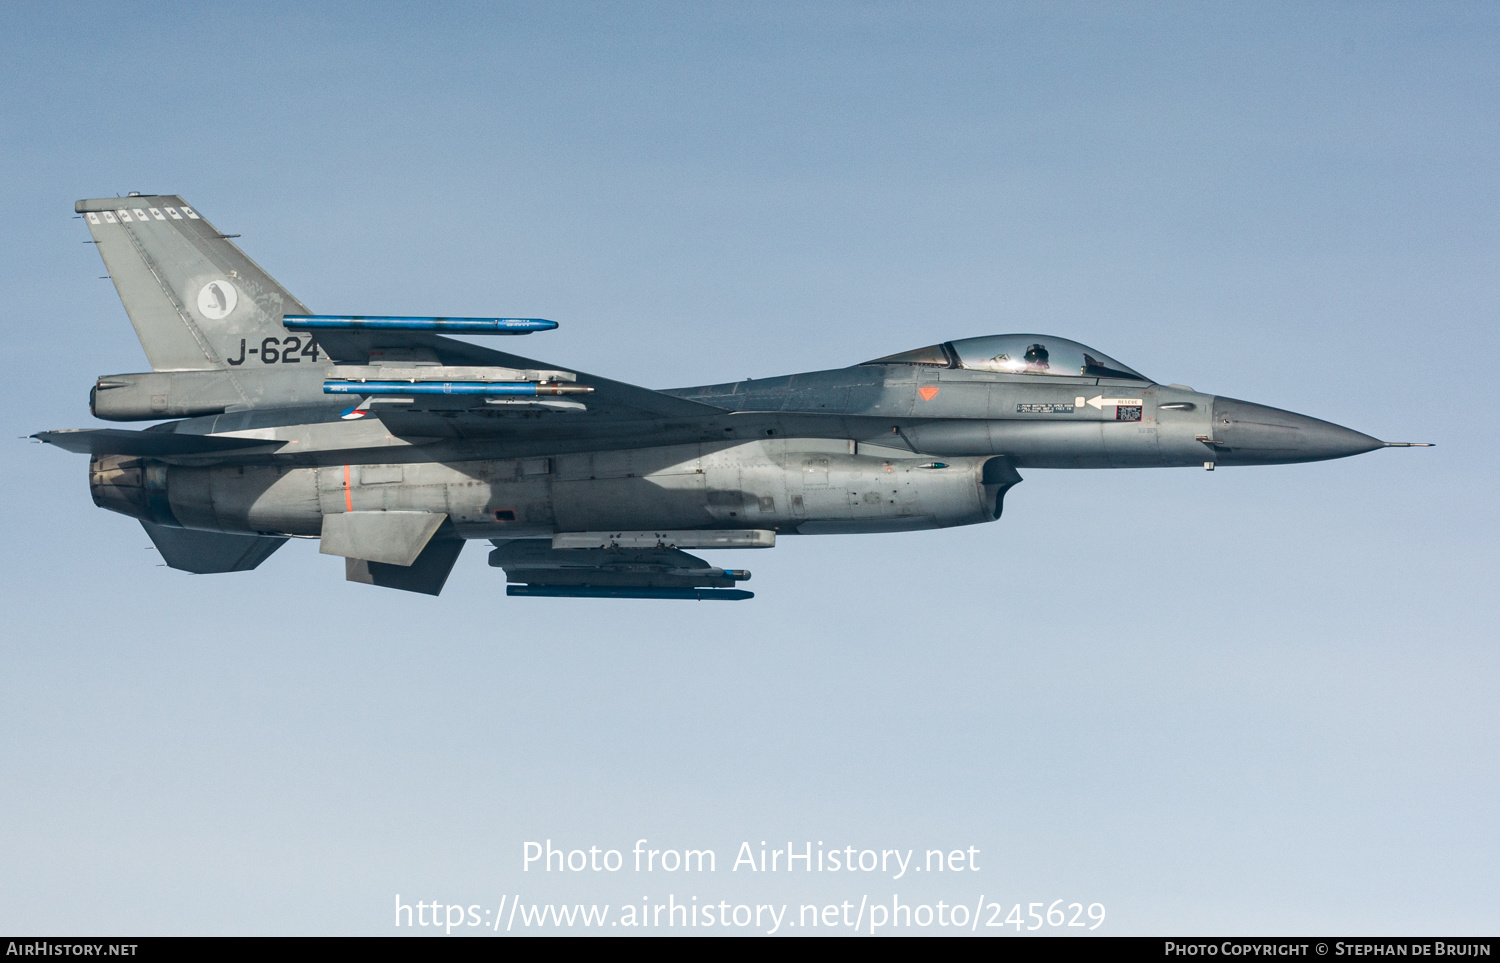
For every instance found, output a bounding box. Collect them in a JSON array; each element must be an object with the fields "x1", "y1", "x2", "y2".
[{"x1": 1210, "y1": 397, "x2": 1383, "y2": 465}]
